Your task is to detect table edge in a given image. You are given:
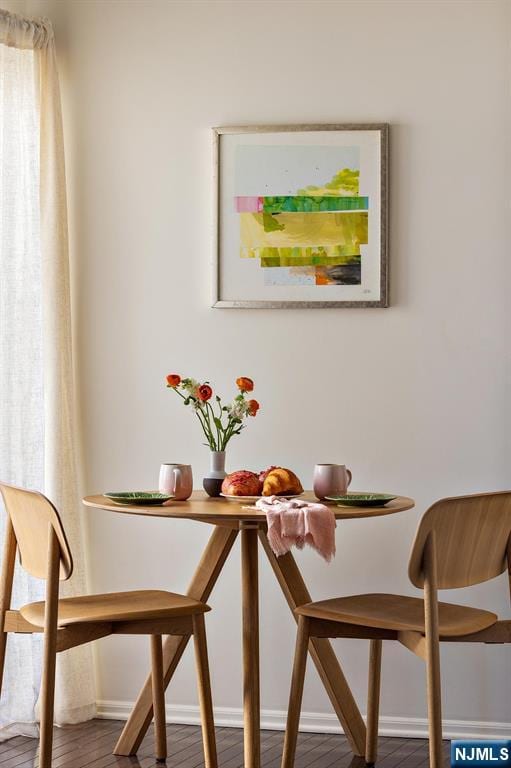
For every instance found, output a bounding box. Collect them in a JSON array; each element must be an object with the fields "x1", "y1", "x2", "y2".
[{"x1": 83, "y1": 494, "x2": 416, "y2": 521}]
